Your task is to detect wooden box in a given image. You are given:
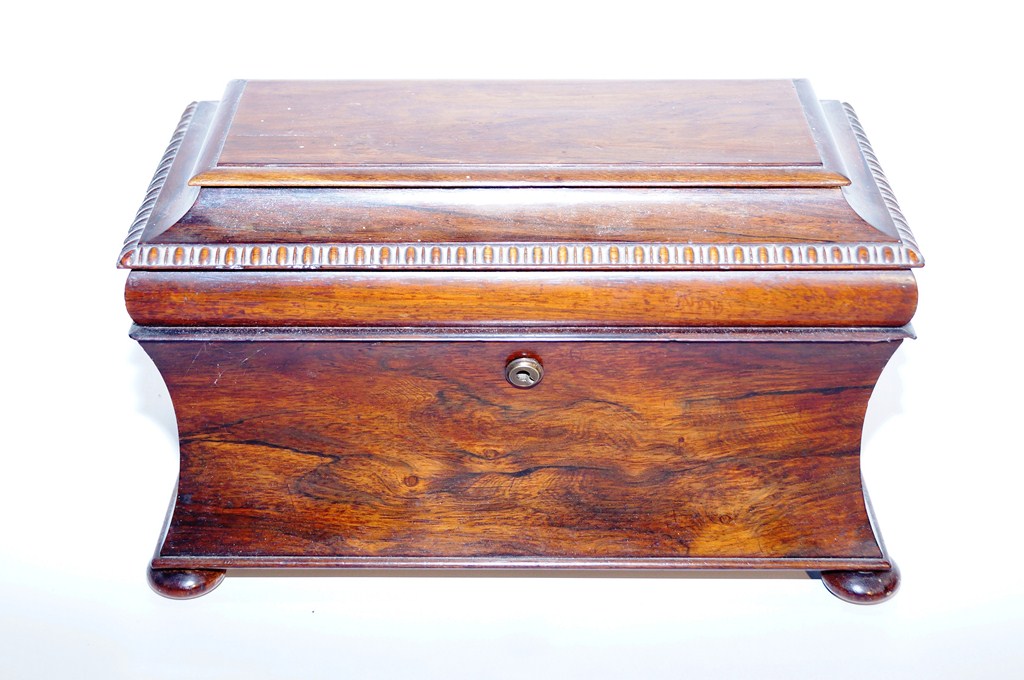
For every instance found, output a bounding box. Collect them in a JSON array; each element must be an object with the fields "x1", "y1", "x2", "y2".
[{"x1": 118, "y1": 80, "x2": 922, "y2": 603}]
